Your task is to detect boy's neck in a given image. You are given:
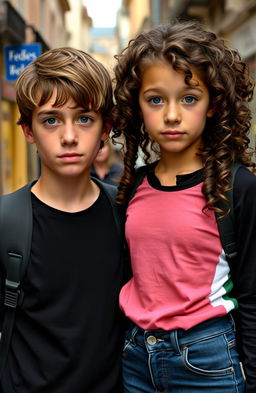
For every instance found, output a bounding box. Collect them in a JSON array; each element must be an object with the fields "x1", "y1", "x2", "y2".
[{"x1": 31, "y1": 172, "x2": 100, "y2": 213}]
